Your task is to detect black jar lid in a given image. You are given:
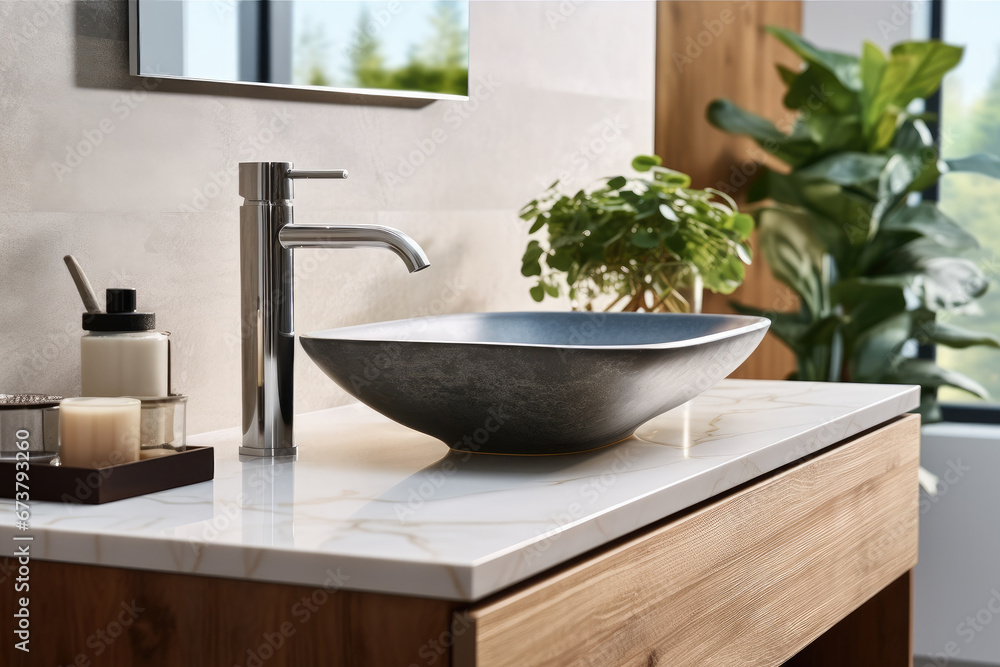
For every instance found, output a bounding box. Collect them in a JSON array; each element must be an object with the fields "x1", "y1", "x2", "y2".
[{"x1": 82, "y1": 288, "x2": 156, "y2": 332}]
